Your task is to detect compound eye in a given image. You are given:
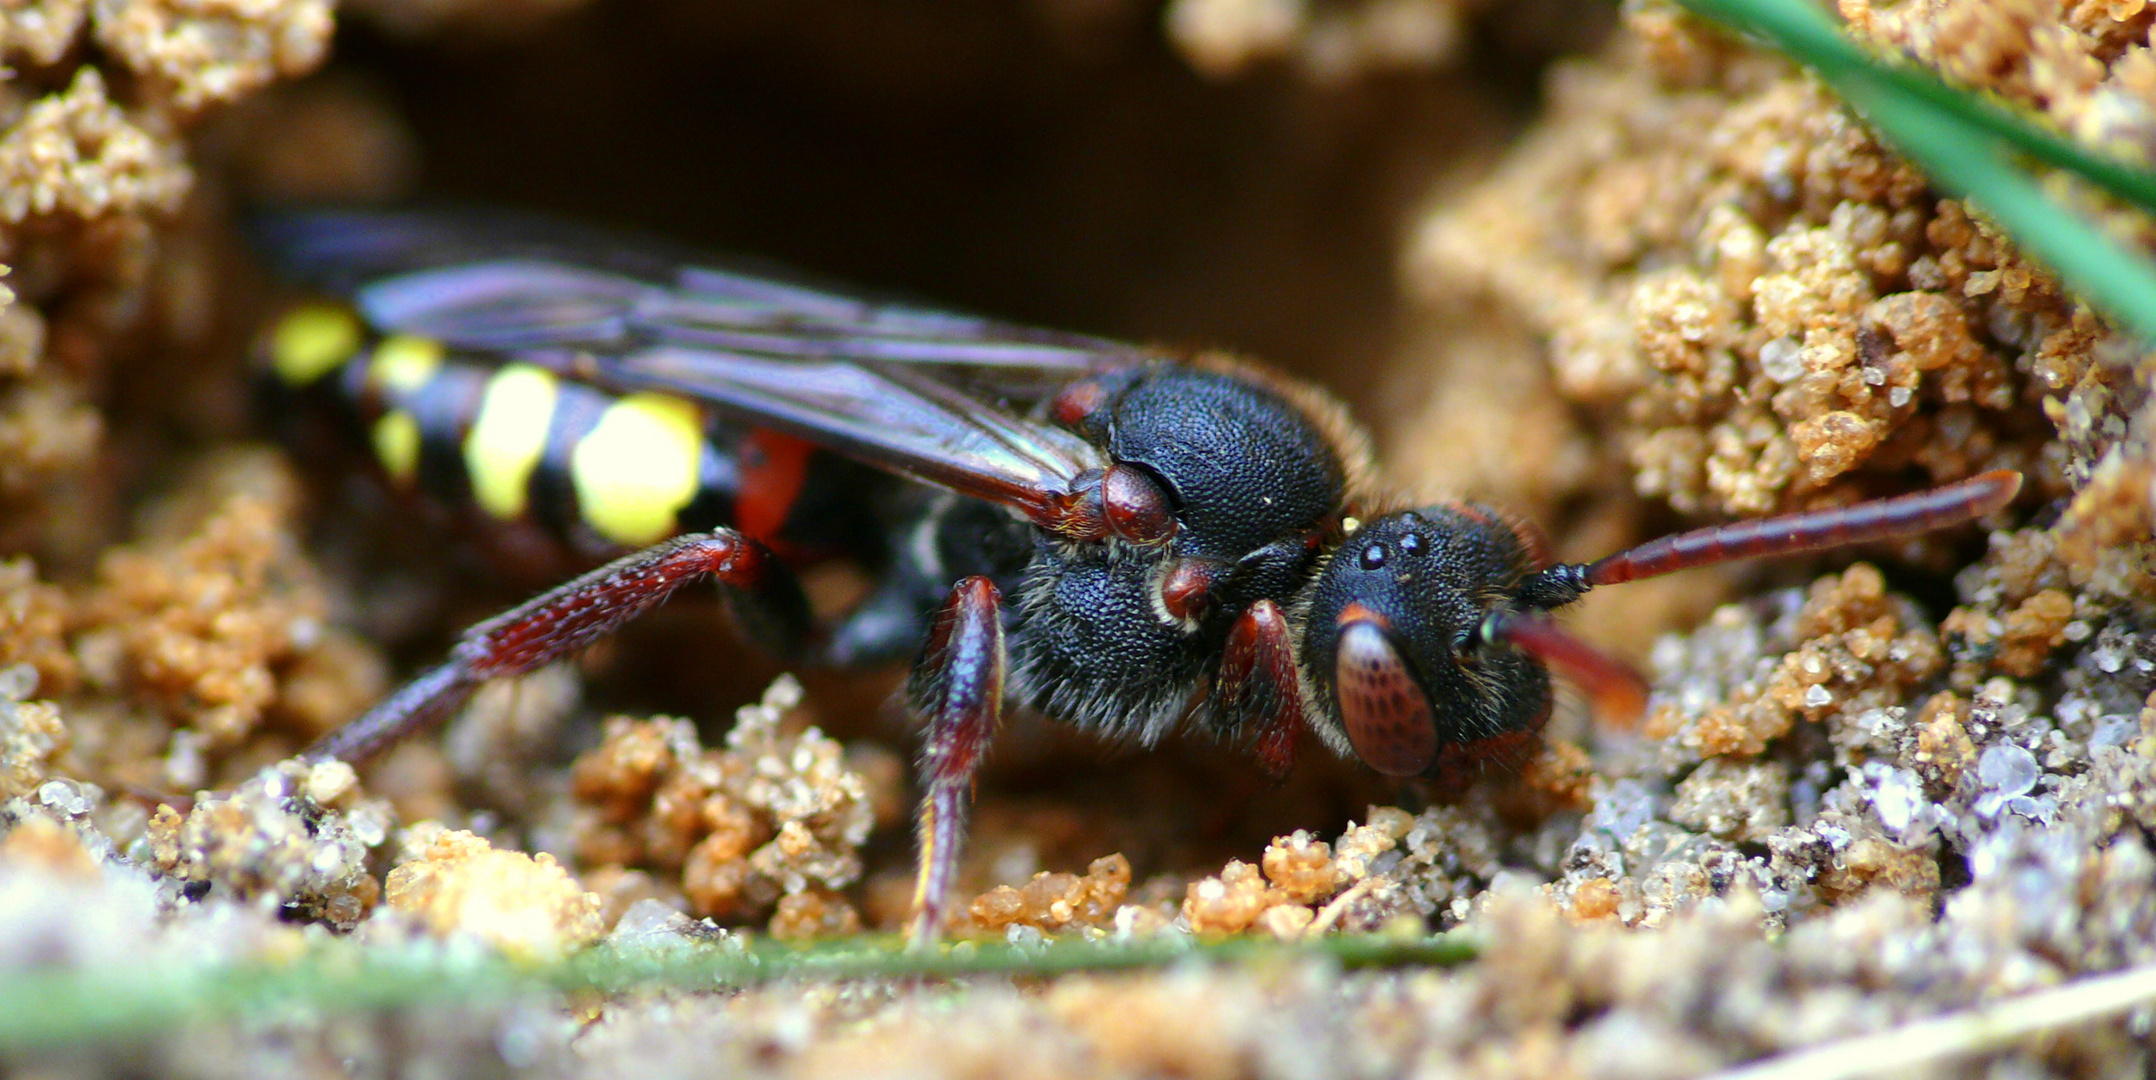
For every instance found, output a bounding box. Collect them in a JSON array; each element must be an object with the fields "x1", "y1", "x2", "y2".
[{"x1": 1333, "y1": 616, "x2": 1437, "y2": 777}]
